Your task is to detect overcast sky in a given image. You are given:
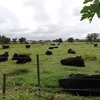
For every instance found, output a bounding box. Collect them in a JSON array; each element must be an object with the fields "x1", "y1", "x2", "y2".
[{"x1": 0, "y1": 0, "x2": 100, "y2": 40}]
